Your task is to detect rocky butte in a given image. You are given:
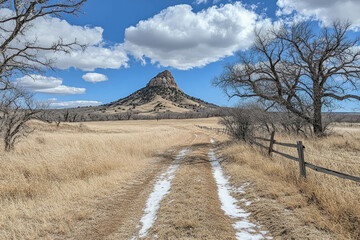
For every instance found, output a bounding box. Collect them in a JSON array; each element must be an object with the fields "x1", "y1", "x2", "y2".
[
  {"x1": 47, "y1": 70, "x2": 219, "y2": 122},
  {"x1": 103, "y1": 70, "x2": 218, "y2": 113},
  {"x1": 146, "y1": 70, "x2": 180, "y2": 90}
]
